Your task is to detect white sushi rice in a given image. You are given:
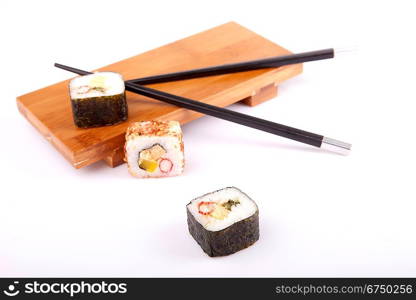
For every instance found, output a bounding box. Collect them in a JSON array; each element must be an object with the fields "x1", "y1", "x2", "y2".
[
  {"x1": 187, "y1": 187, "x2": 258, "y2": 232},
  {"x1": 125, "y1": 135, "x2": 184, "y2": 177},
  {"x1": 69, "y1": 72, "x2": 125, "y2": 99}
]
